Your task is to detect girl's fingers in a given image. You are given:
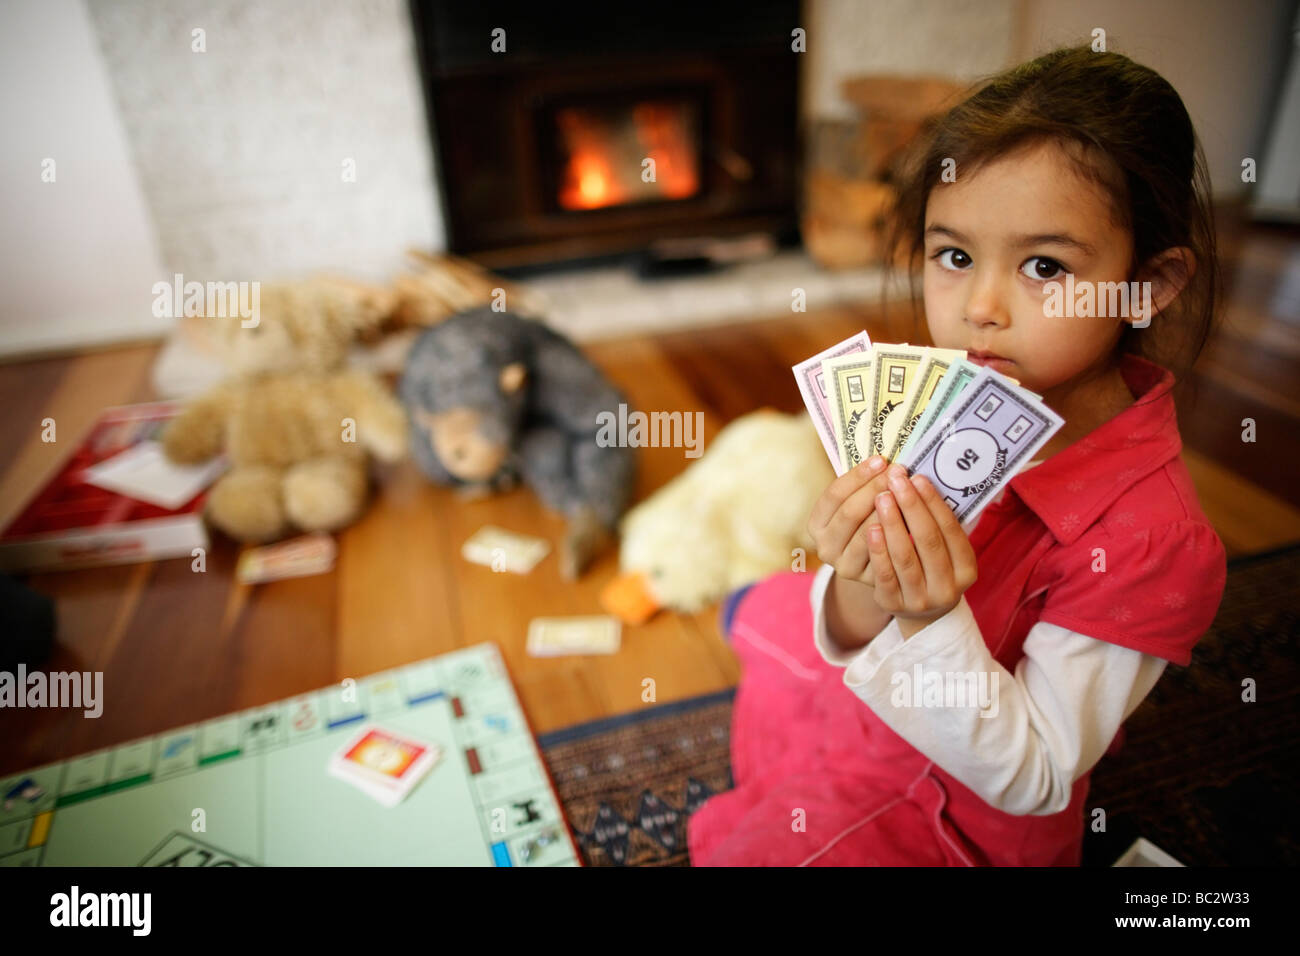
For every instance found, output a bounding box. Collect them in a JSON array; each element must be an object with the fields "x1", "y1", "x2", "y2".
[
  {"x1": 824, "y1": 468, "x2": 893, "y2": 541},
  {"x1": 837, "y1": 522, "x2": 872, "y2": 578},
  {"x1": 911, "y1": 474, "x2": 979, "y2": 589},
  {"x1": 860, "y1": 556, "x2": 876, "y2": 587},
  {"x1": 809, "y1": 456, "x2": 887, "y2": 531},
  {"x1": 886, "y1": 467, "x2": 954, "y2": 591},
  {"x1": 875, "y1": 490, "x2": 925, "y2": 608},
  {"x1": 820, "y1": 481, "x2": 873, "y2": 555},
  {"x1": 818, "y1": 471, "x2": 892, "y2": 559},
  {"x1": 865, "y1": 522, "x2": 898, "y2": 603}
]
